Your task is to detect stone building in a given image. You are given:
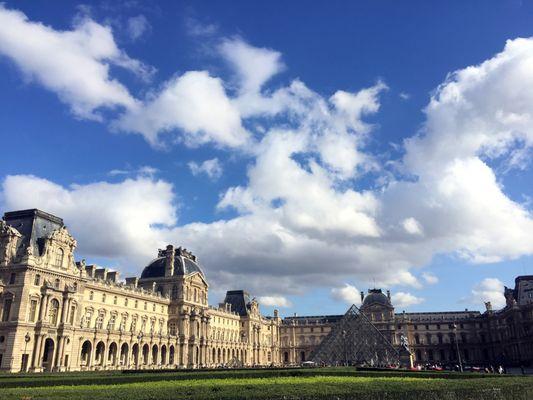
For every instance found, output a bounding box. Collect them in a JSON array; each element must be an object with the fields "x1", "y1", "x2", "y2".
[
  {"x1": 280, "y1": 285, "x2": 533, "y2": 368},
  {"x1": 0, "y1": 208, "x2": 532, "y2": 372},
  {"x1": 0, "y1": 209, "x2": 280, "y2": 372}
]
